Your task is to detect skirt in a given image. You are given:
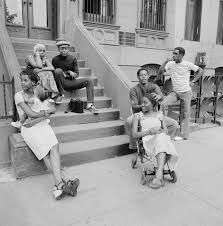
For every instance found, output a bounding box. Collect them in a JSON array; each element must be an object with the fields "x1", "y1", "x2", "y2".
[
  {"x1": 21, "y1": 120, "x2": 58, "y2": 160},
  {"x1": 142, "y1": 133, "x2": 178, "y2": 170}
]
